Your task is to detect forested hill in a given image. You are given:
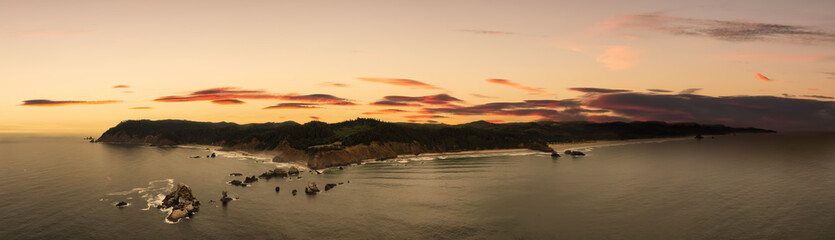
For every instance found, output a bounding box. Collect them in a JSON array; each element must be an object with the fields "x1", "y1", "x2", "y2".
[{"x1": 97, "y1": 119, "x2": 772, "y2": 169}]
